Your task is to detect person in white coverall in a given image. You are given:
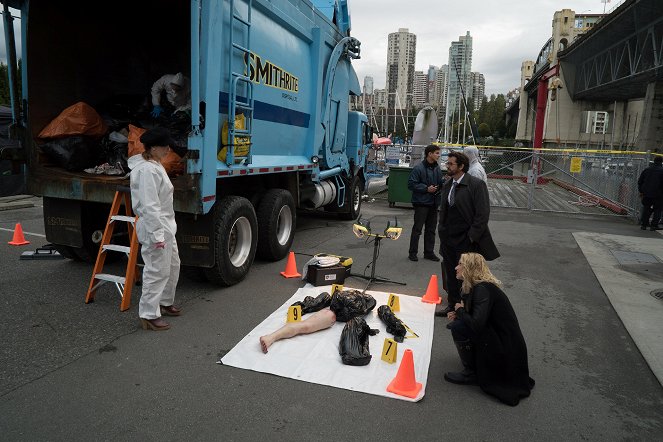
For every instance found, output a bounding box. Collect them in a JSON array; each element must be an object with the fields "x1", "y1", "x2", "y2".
[
  {"x1": 464, "y1": 146, "x2": 487, "y2": 183},
  {"x1": 150, "y1": 72, "x2": 192, "y2": 118},
  {"x1": 128, "y1": 127, "x2": 182, "y2": 331}
]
